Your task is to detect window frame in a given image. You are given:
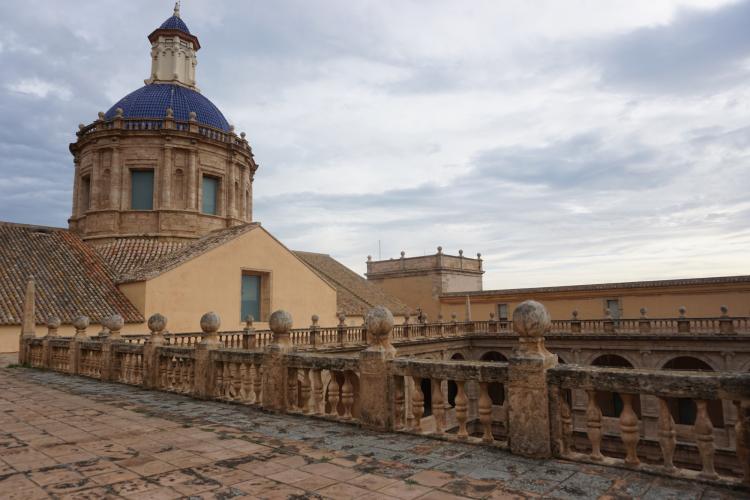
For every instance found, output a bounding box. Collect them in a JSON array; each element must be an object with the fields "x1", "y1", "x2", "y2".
[
  {"x1": 201, "y1": 174, "x2": 220, "y2": 215},
  {"x1": 240, "y1": 269, "x2": 271, "y2": 322},
  {"x1": 130, "y1": 169, "x2": 155, "y2": 211}
]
